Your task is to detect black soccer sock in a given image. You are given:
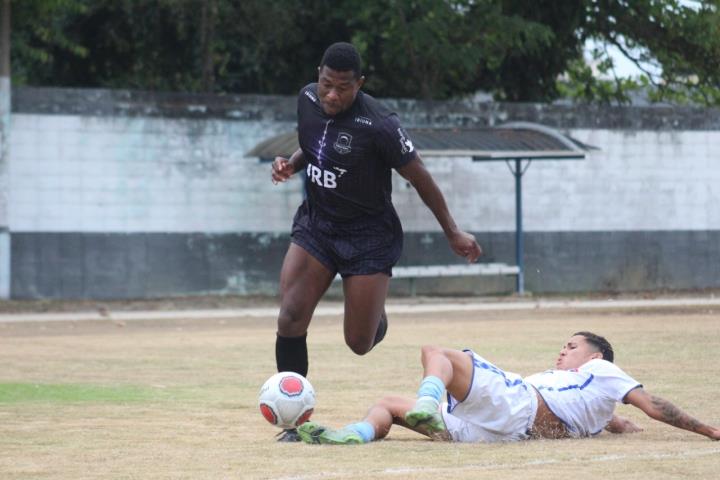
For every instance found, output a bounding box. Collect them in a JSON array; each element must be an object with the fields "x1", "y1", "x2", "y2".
[{"x1": 275, "y1": 333, "x2": 309, "y2": 377}]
